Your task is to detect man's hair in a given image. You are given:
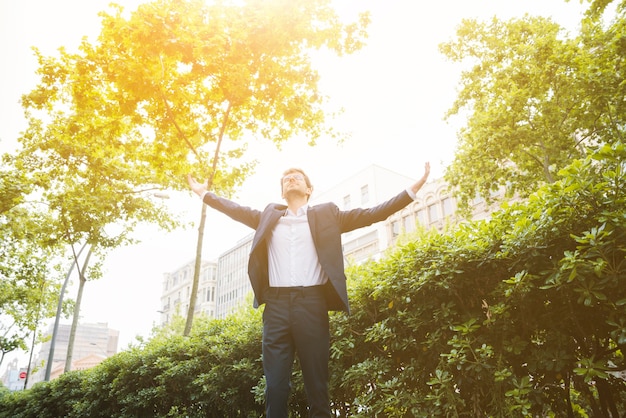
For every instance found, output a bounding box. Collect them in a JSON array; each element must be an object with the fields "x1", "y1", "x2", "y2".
[{"x1": 280, "y1": 168, "x2": 312, "y2": 199}]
